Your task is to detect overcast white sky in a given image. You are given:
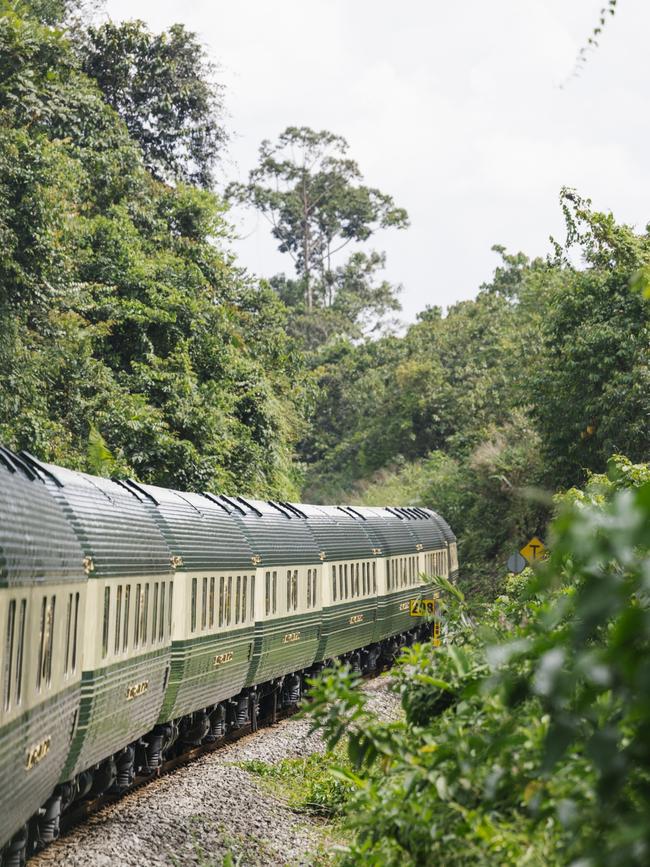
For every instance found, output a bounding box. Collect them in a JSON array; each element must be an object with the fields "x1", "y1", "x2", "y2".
[{"x1": 105, "y1": 0, "x2": 648, "y2": 322}]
